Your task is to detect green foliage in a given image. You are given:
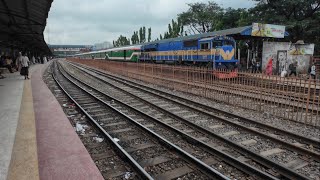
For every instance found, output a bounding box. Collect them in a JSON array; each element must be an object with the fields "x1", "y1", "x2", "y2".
[
  {"x1": 113, "y1": 35, "x2": 130, "y2": 47},
  {"x1": 178, "y1": 2, "x2": 223, "y2": 33},
  {"x1": 131, "y1": 31, "x2": 139, "y2": 44},
  {"x1": 130, "y1": 26, "x2": 151, "y2": 44},
  {"x1": 112, "y1": 0, "x2": 319, "y2": 53},
  {"x1": 161, "y1": 18, "x2": 184, "y2": 39},
  {"x1": 250, "y1": 0, "x2": 320, "y2": 53},
  {"x1": 139, "y1": 27, "x2": 143, "y2": 43},
  {"x1": 142, "y1": 26, "x2": 146, "y2": 43},
  {"x1": 148, "y1": 28, "x2": 151, "y2": 42}
]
